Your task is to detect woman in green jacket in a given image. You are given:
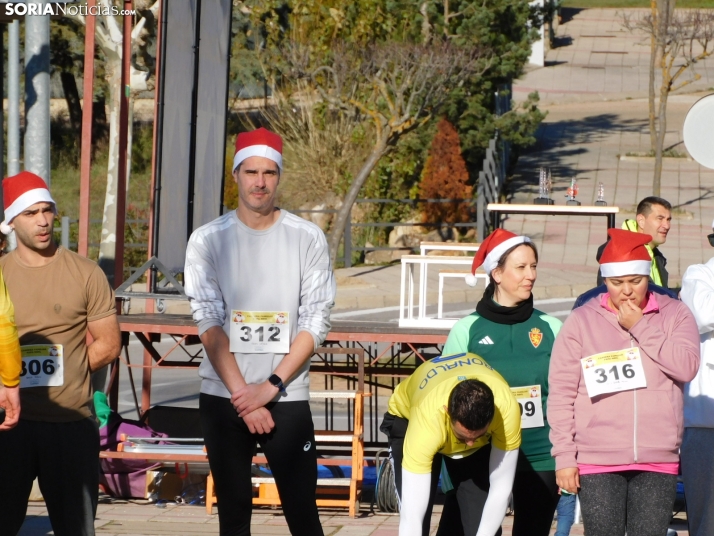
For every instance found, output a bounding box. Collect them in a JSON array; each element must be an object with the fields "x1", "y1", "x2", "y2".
[{"x1": 440, "y1": 229, "x2": 562, "y2": 536}]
